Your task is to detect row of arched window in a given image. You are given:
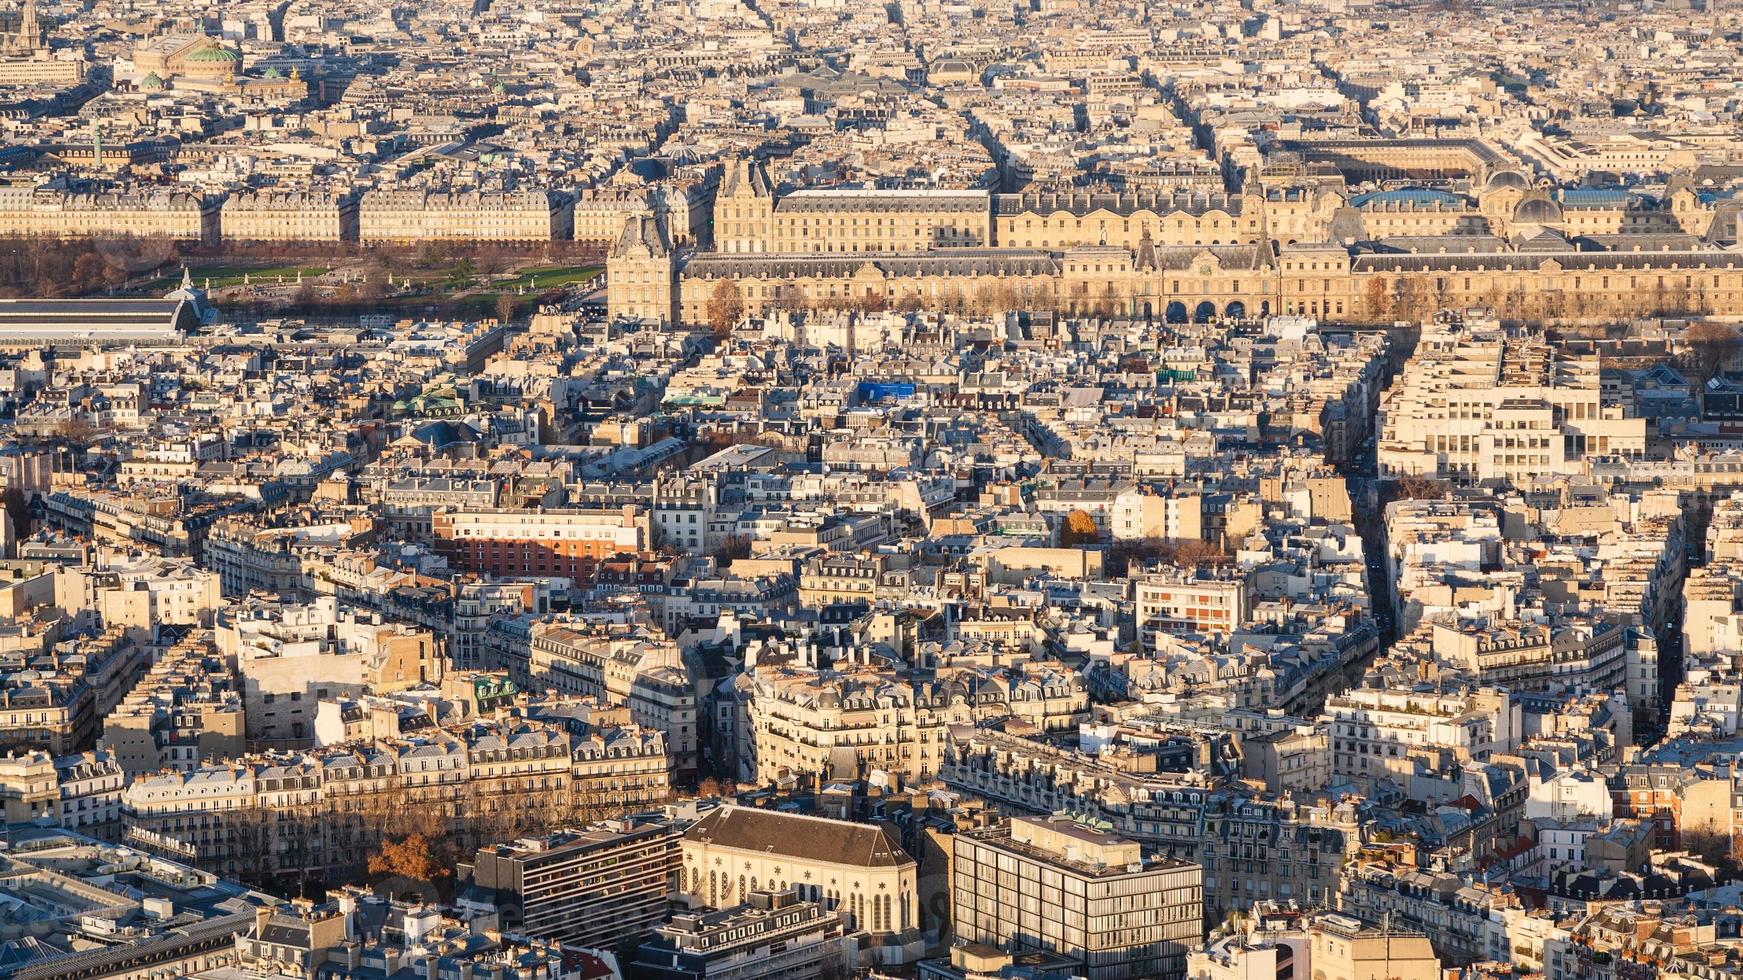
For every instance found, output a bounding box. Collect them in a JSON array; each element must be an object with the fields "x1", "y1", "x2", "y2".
[{"x1": 689, "y1": 865, "x2": 906, "y2": 932}]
